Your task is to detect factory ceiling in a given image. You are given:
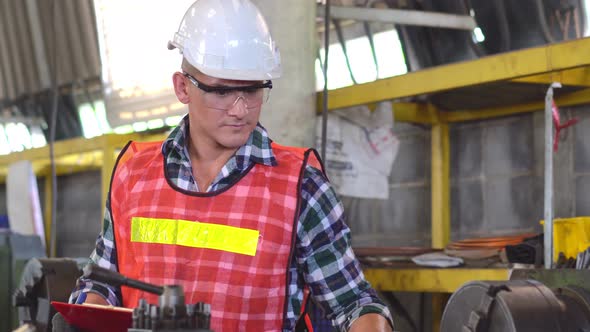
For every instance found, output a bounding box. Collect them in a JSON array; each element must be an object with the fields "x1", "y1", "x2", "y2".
[{"x1": 0, "y1": 0, "x2": 586, "y2": 142}]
